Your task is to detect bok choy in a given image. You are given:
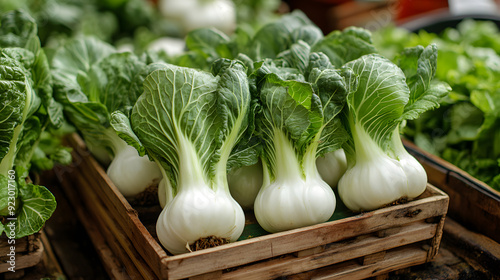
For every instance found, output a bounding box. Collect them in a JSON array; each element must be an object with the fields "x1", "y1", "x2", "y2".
[
  {"x1": 112, "y1": 59, "x2": 253, "y2": 254},
  {"x1": 338, "y1": 44, "x2": 450, "y2": 211},
  {"x1": 252, "y1": 50, "x2": 350, "y2": 233},
  {"x1": 0, "y1": 10, "x2": 61, "y2": 238},
  {"x1": 51, "y1": 37, "x2": 163, "y2": 197}
]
